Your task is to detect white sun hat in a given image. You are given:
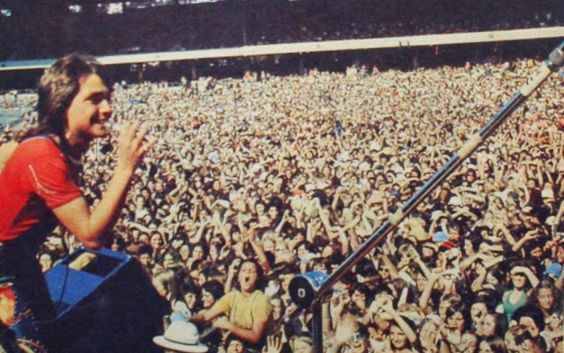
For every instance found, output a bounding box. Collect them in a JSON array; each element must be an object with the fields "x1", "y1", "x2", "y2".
[{"x1": 153, "y1": 321, "x2": 208, "y2": 353}]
